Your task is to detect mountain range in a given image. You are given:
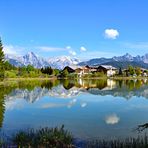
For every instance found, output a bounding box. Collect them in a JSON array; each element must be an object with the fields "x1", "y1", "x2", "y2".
[
  {"x1": 5, "y1": 52, "x2": 80, "y2": 69},
  {"x1": 79, "y1": 53, "x2": 148, "y2": 69},
  {"x1": 5, "y1": 52, "x2": 148, "y2": 69}
]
